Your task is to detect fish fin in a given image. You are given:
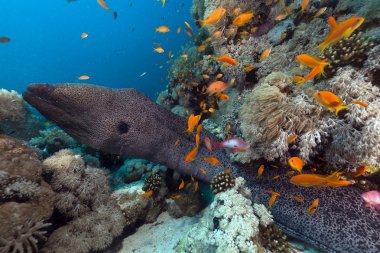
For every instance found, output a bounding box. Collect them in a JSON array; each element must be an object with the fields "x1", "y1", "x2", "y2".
[
  {"x1": 328, "y1": 16, "x2": 338, "y2": 29},
  {"x1": 344, "y1": 28, "x2": 354, "y2": 39},
  {"x1": 335, "y1": 105, "x2": 349, "y2": 116}
]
